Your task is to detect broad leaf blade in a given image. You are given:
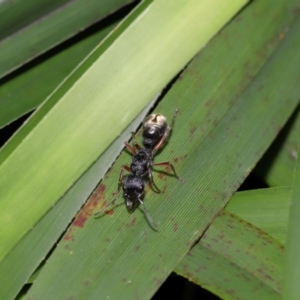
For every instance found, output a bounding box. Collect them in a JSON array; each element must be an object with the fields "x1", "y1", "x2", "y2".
[
  {"x1": 227, "y1": 187, "x2": 290, "y2": 244},
  {"x1": 0, "y1": 0, "x2": 247, "y2": 268},
  {"x1": 175, "y1": 212, "x2": 283, "y2": 299},
  {"x1": 0, "y1": 0, "x2": 135, "y2": 78},
  {"x1": 0, "y1": 20, "x2": 116, "y2": 129},
  {"x1": 25, "y1": 2, "x2": 300, "y2": 299},
  {"x1": 283, "y1": 105, "x2": 300, "y2": 297},
  {"x1": 0, "y1": 0, "x2": 69, "y2": 39},
  {"x1": 255, "y1": 108, "x2": 300, "y2": 187},
  {"x1": 0, "y1": 102, "x2": 156, "y2": 300}
]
